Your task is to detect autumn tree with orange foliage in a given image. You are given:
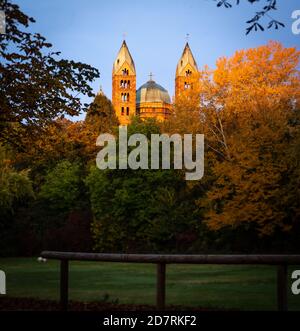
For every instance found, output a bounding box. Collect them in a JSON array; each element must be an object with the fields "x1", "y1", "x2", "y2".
[
  {"x1": 197, "y1": 41, "x2": 300, "y2": 236},
  {"x1": 165, "y1": 73, "x2": 202, "y2": 135},
  {"x1": 165, "y1": 41, "x2": 300, "y2": 239},
  {"x1": 15, "y1": 93, "x2": 118, "y2": 179}
]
